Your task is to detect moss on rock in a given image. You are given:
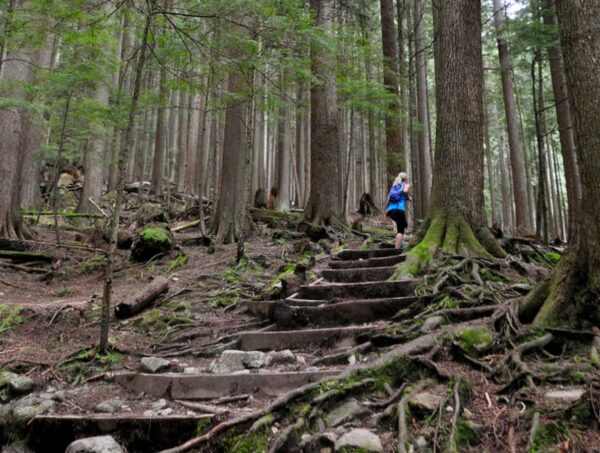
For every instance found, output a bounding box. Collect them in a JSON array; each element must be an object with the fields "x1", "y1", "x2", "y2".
[
  {"x1": 454, "y1": 325, "x2": 494, "y2": 356},
  {"x1": 130, "y1": 223, "x2": 173, "y2": 262}
]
